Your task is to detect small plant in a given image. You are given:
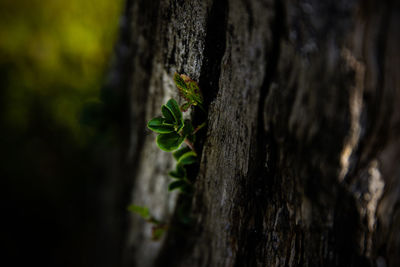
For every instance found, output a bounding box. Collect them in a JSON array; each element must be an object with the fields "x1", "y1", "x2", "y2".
[
  {"x1": 128, "y1": 73, "x2": 205, "y2": 240},
  {"x1": 147, "y1": 73, "x2": 205, "y2": 193}
]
